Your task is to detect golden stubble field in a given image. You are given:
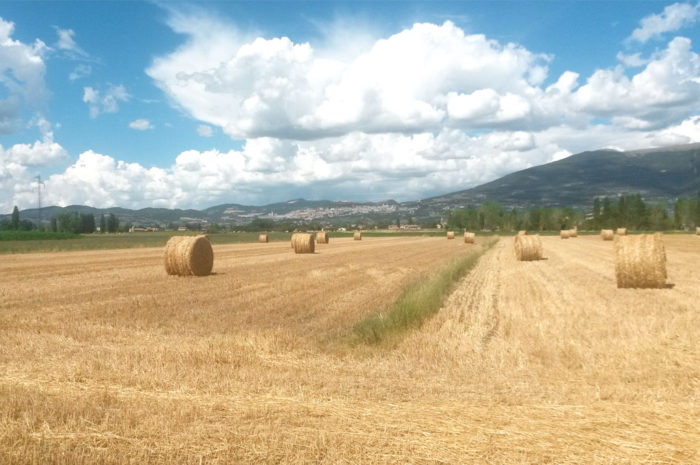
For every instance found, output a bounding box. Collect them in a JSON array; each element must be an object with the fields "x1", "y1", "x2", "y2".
[{"x1": 0, "y1": 235, "x2": 698, "y2": 464}]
